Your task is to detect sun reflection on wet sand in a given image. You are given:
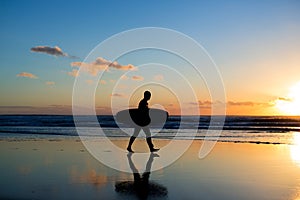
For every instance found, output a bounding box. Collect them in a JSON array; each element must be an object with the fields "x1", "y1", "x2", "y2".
[
  {"x1": 290, "y1": 133, "x2": 300, "y2": 200},
  {"x1": 290, "y1": 133, "x2": 300, "y2": 167}
]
